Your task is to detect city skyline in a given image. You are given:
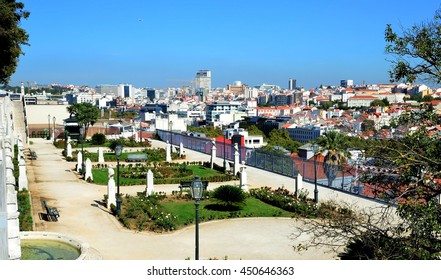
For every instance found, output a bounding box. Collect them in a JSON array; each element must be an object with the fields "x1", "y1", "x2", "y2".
[{"x1": 10, "y1": 0, "x2": 441, "y2": 89}]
